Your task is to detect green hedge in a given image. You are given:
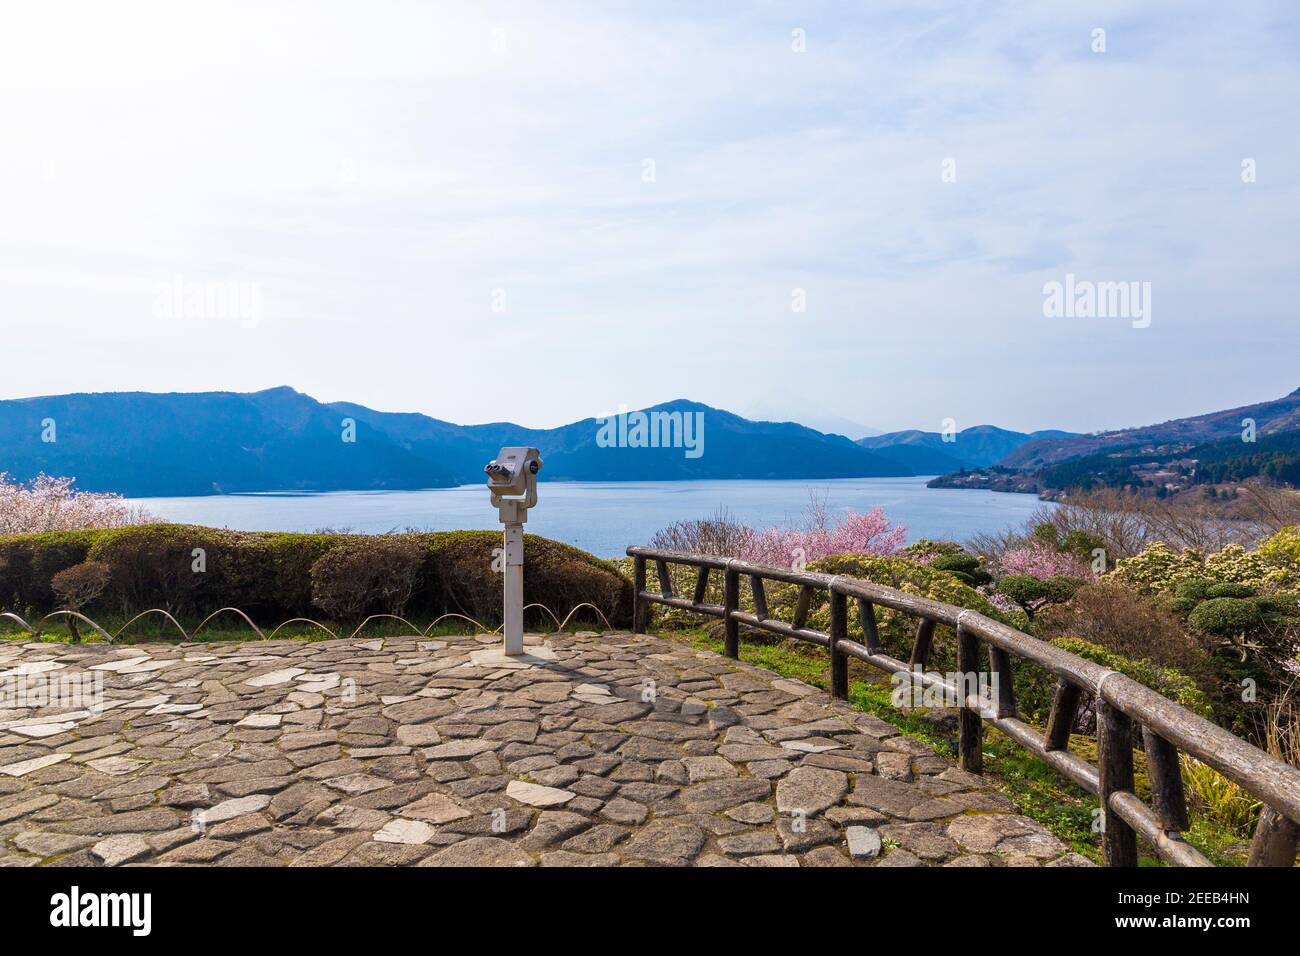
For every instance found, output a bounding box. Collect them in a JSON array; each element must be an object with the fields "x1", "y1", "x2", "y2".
[{"x1": 0, "y1": 524, "x2": 632, "y2": 628}]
